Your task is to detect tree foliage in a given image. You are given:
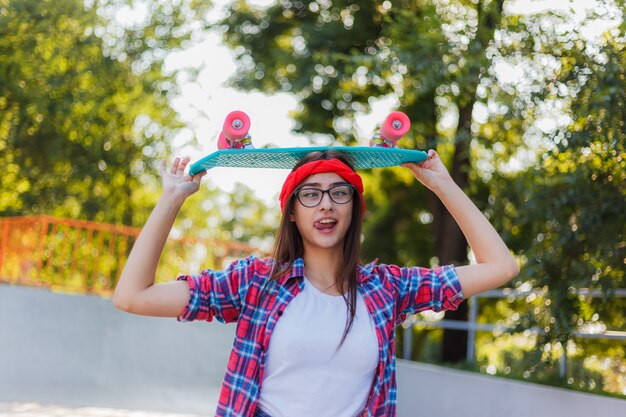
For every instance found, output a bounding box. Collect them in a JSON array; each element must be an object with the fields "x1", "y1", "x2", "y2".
[
  {"x1": 493, "y1": 33, "x2": 625, "y2": 369},
  {"x1": 0, "y1": 0, "x2": 279, "y2": 254},
  {"x1": 220, "y1": 0, "x2": 625, "y2": 392},
  {"x1": 2, "y1": 0, "x2": 623, "y2": 396},
  {"x1": 0, "y1": 0, "x2": 210, "y2": 225},
  {"x1": 221, "y1": 0, "x2": 509, "y2": 362}
]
